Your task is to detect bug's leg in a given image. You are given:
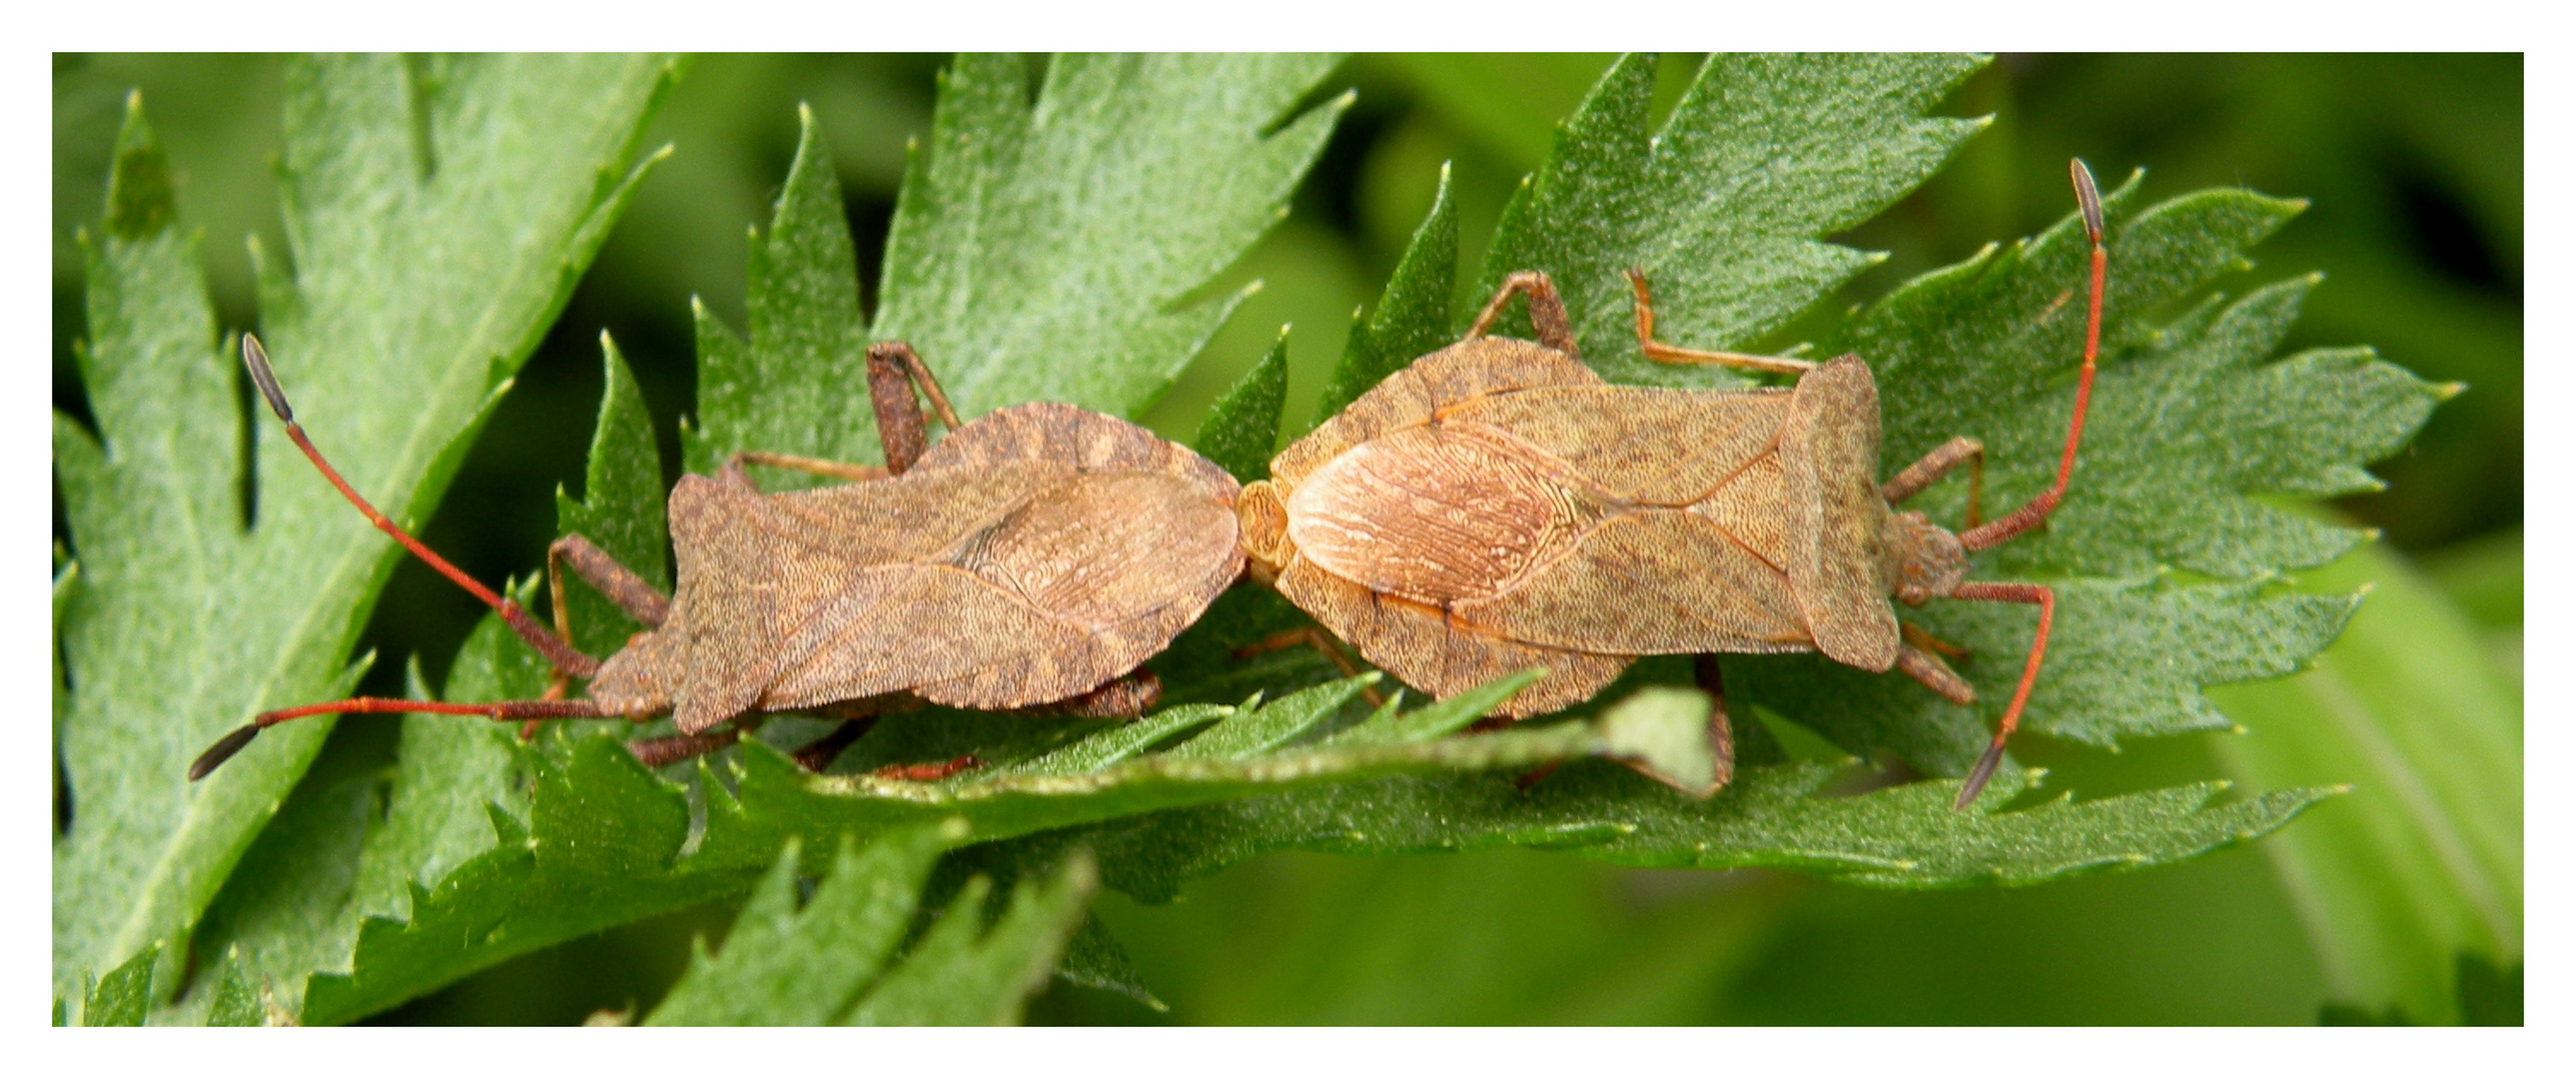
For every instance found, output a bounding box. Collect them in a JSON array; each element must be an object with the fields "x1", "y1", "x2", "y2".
[
  {"x1": 1960, "y1": 160, "x2": 2108, "y2": 551},
  {"x1": 192, "y1": 697, "x2": 605, "y2": 781},
  {"x1": 874, "y1": 755, "x2": 983, "y2": 782},
  {"x1": 1025, "y1": 671, "x2": 1164, "y2": 719},
  {"x1": 1881, "y1": 437, "x2": 1988, "y2": 528},
  {"x1": 1945, "y1": 581, "x2": 2057, "y2": 809},
  {"x1": 1511, "y1": 759, "x2": 1561, "y2": 792},
  {"x1": 548, "y1": 533, "x2": 672, "y2": 629},
  {"x1": 1234, "y1": 626, "x2": 1388, "y2": 707},
  {"x1": 709, "y1": 339, "x2": 954, "y2": 493},
  {"x1": 864, "y1": 342, "x2": 964, "y2": 476},
  {"x1": 722, "y1": 452, "x2": 891, "y2": 489},
  {"x1": 628, "y1": 727, "x2": 742, "y2": 769},
  {"x1": 1901, "y1": 621, "x2": 1972, "y2": 663},
  {"x1": 1692, "y1": 654, "x2": 1737, "y2": 791},
  {"x1": 1624, "y1": 269, "x2": 1818, "y2": 376},
  {"x1": 791, "y1": 717, "x2": 879, "y2": 773},
  {"x1": 1464, "y1": 271, "x2": 1580, "y2": 354},
  {"x1": 787, "y1": 692, "x2": 937, "y2": 773},
  {"x1": 1894, "y1": 646, "x2": 1977, "y2": 706},
  {"x1": 535, "y1": 533, "x2": 676, "y2": 727},
  {"x1": 239, "y1": 335, "x2": 599, "y2": 679}
]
